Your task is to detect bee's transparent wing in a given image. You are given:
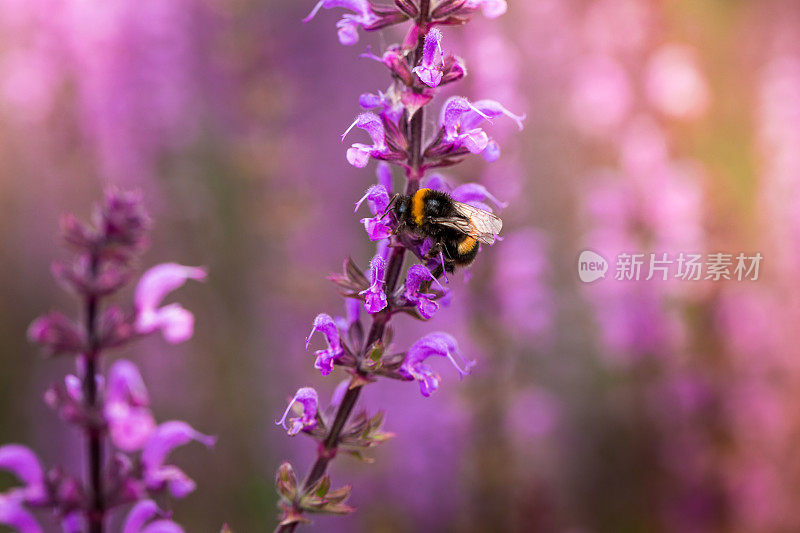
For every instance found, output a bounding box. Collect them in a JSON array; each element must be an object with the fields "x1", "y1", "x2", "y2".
[{"x1": 431, "y1": 201, "x2": 503, "y2": 245}]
